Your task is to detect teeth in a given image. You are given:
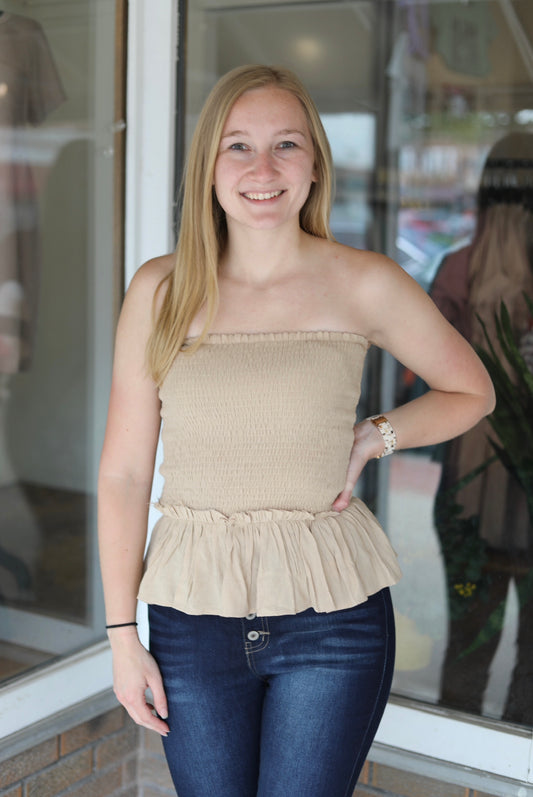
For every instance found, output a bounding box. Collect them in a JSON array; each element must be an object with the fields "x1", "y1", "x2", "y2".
[{"x1": 244, "y1": 191, "x2": 283, "y2": 200}]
